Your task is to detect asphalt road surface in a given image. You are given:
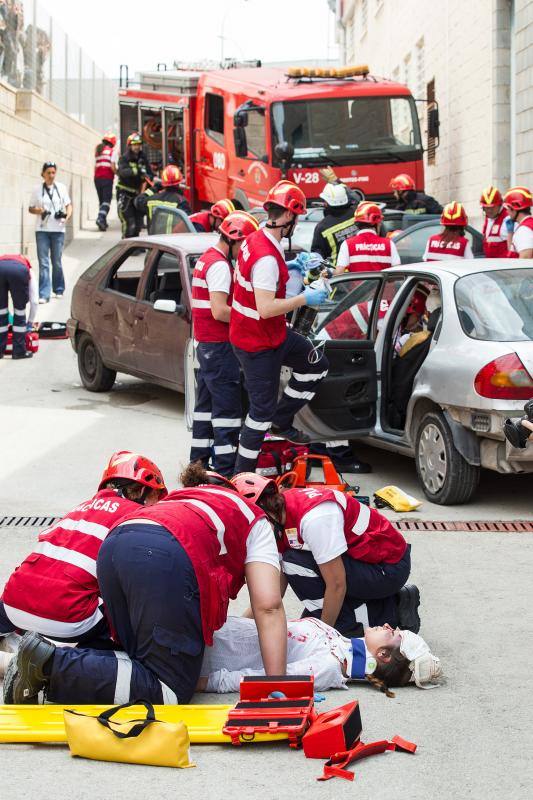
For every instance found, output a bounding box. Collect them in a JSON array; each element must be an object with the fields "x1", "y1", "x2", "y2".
[{"x1": 1, "y1": 223, "x2": 532, "y2": 799}]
